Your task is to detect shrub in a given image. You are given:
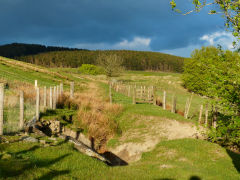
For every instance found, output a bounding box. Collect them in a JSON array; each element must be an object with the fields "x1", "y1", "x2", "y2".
[
  {"x1": 79, "y1": 64, "x2": 103, "y2": 75},
  {"x1": 97, "y1": 54, "x2": 124, "y2": 77}
]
